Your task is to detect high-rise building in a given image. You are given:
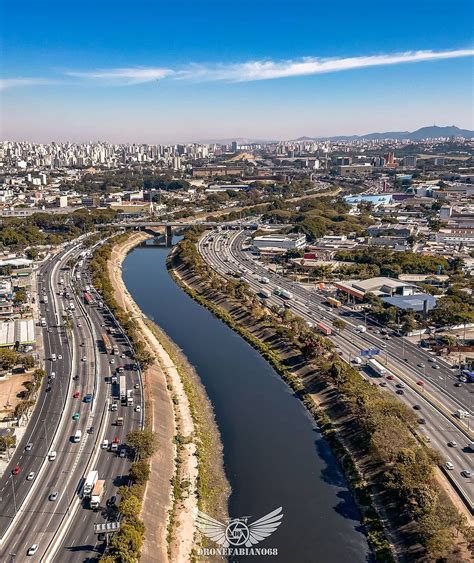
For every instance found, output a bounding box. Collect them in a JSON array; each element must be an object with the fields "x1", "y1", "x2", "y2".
[{"x1": 231, "y1": 141, "x2": 238, "y2": 153}]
